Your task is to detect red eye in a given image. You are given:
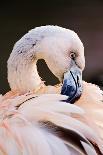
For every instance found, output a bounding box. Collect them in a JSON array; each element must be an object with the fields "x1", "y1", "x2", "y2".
[{"x1": 70, "y1": 52, "x2": 76, "y2": 60}]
